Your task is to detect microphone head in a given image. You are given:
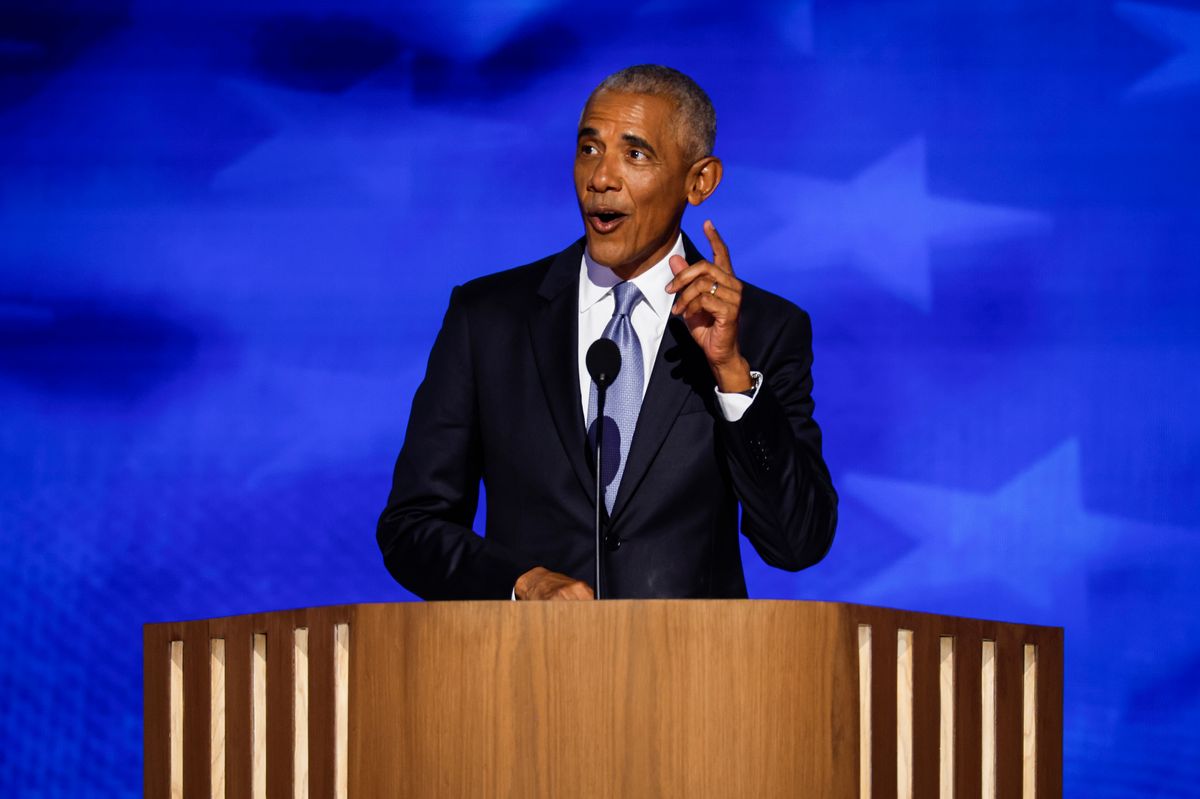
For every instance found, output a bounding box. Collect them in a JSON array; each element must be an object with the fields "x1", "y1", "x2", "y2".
[{"x1": 586, "y1": 338, "x2": 621, "y2": 389}]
